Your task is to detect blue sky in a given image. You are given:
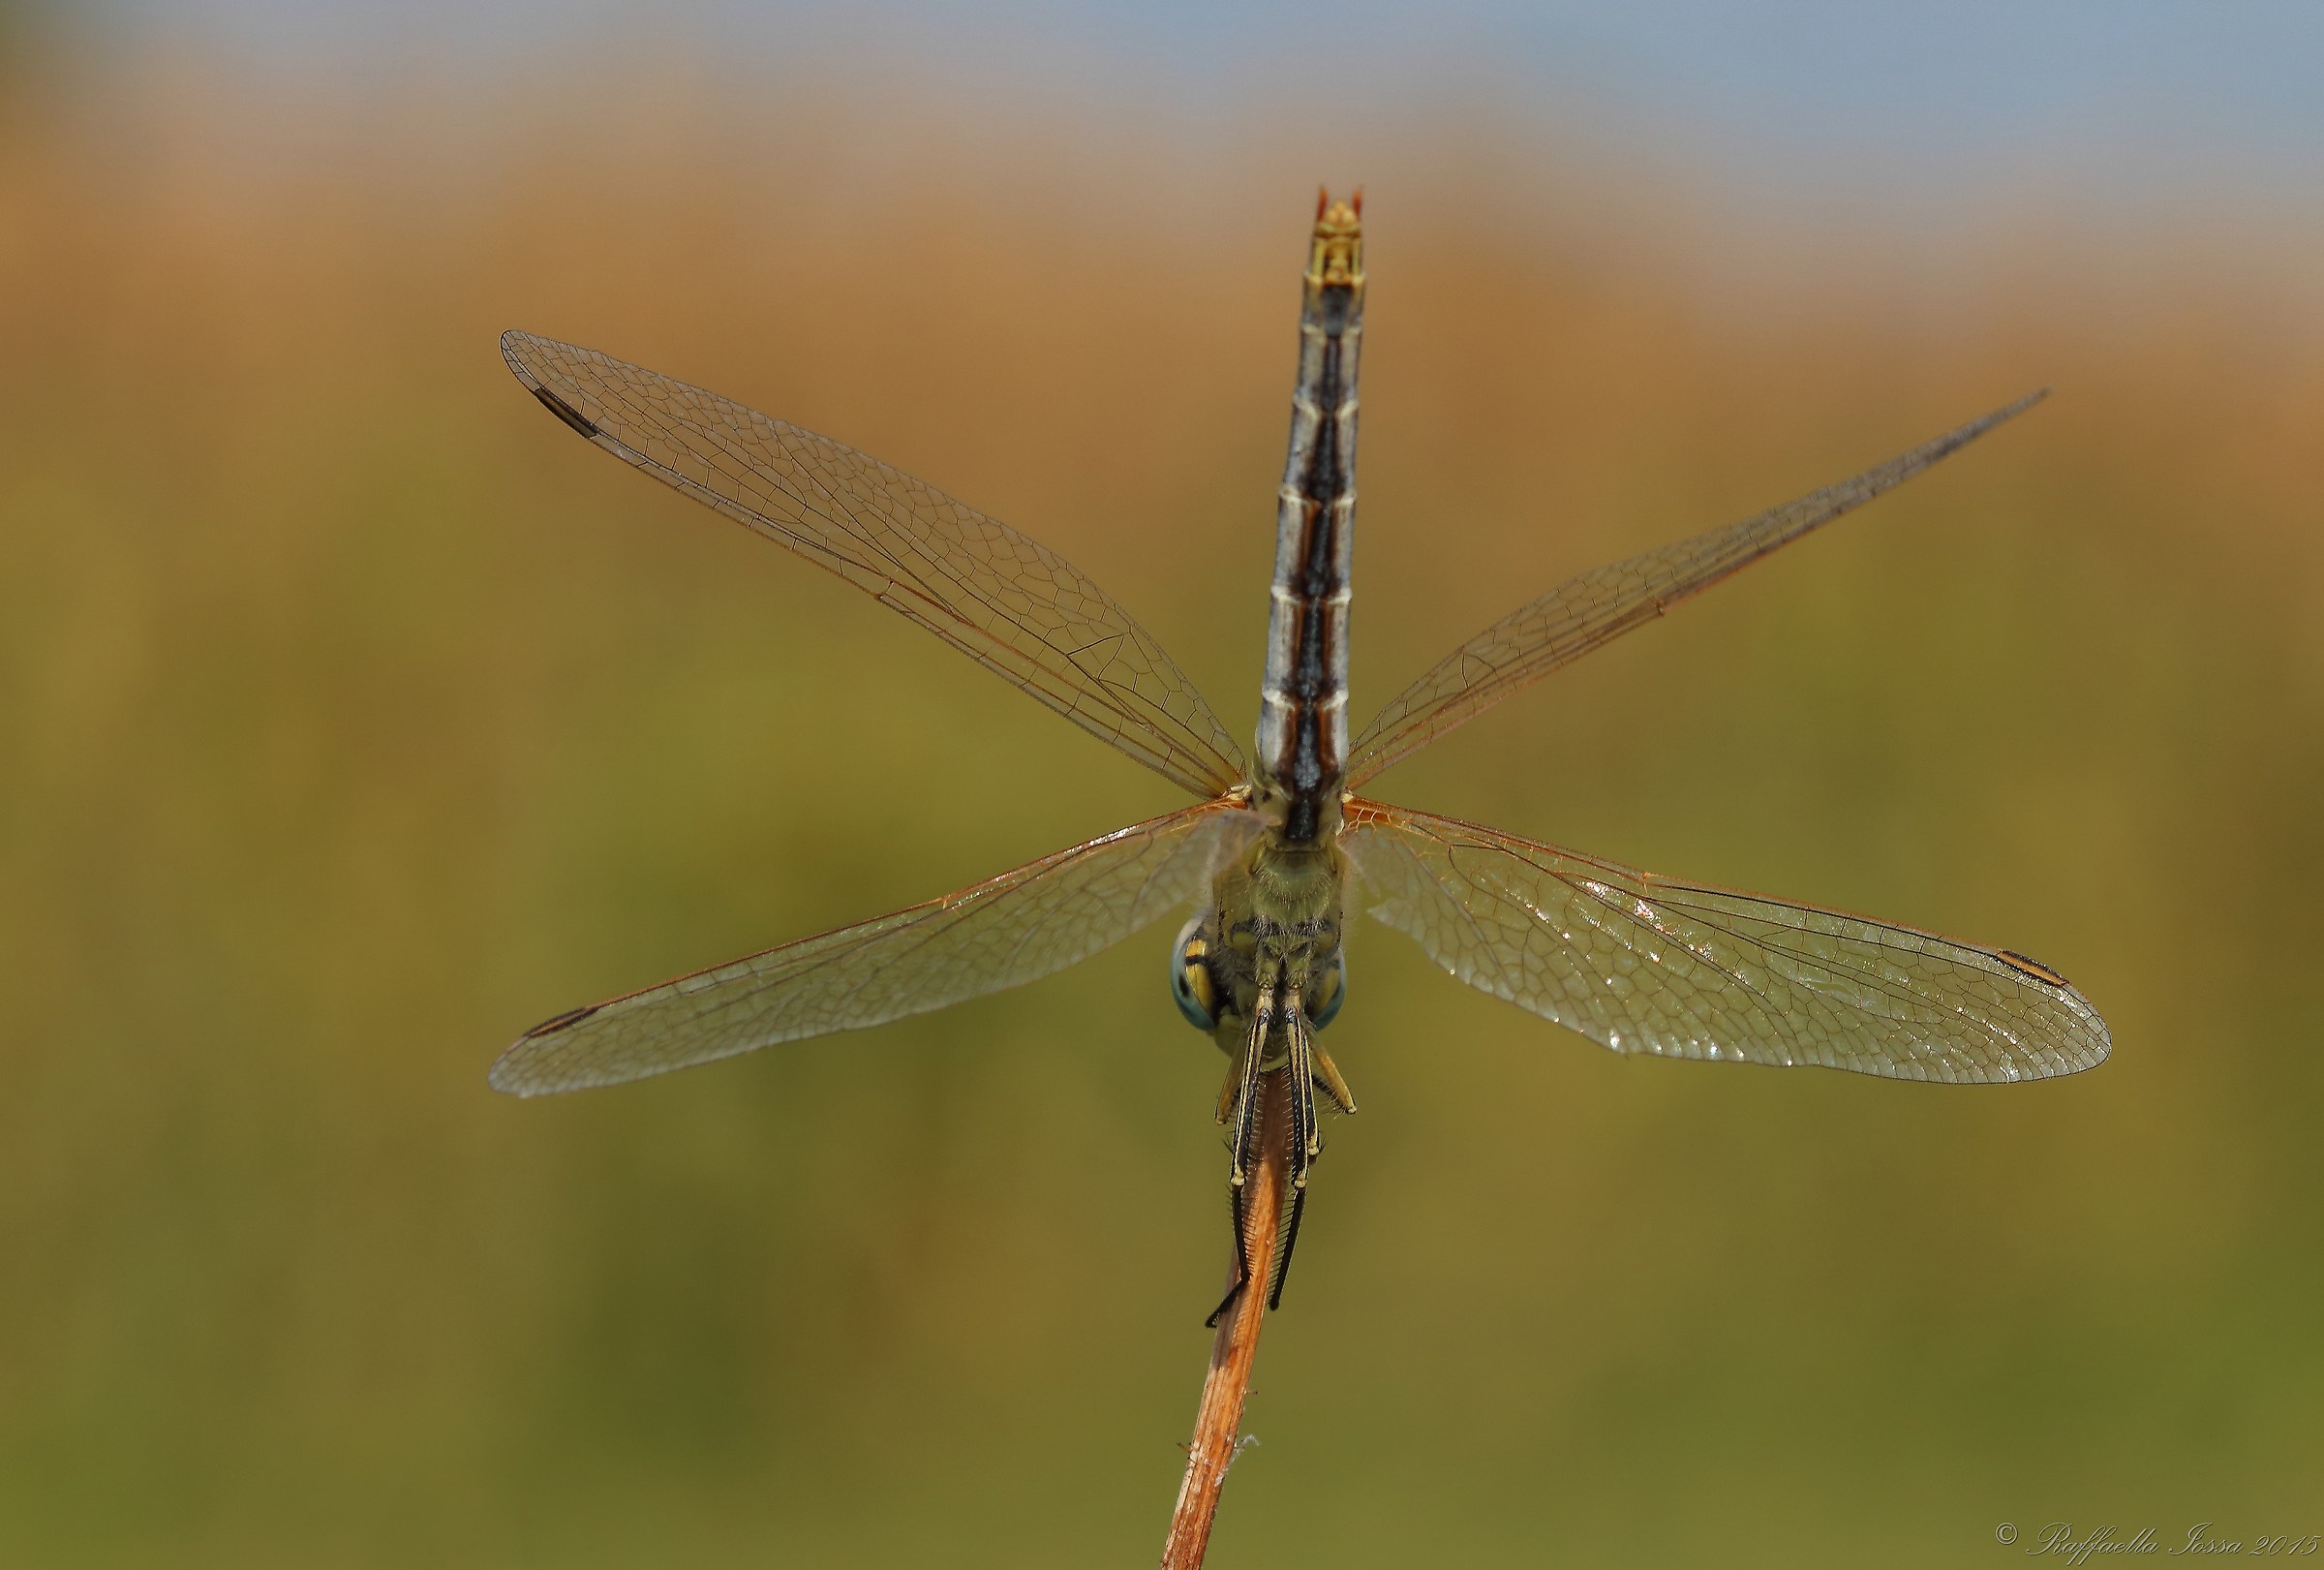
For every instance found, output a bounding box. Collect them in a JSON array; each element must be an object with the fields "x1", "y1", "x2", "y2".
[{"x1": 57, "y1": 1, "x2": 2324, "y2": 214}]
